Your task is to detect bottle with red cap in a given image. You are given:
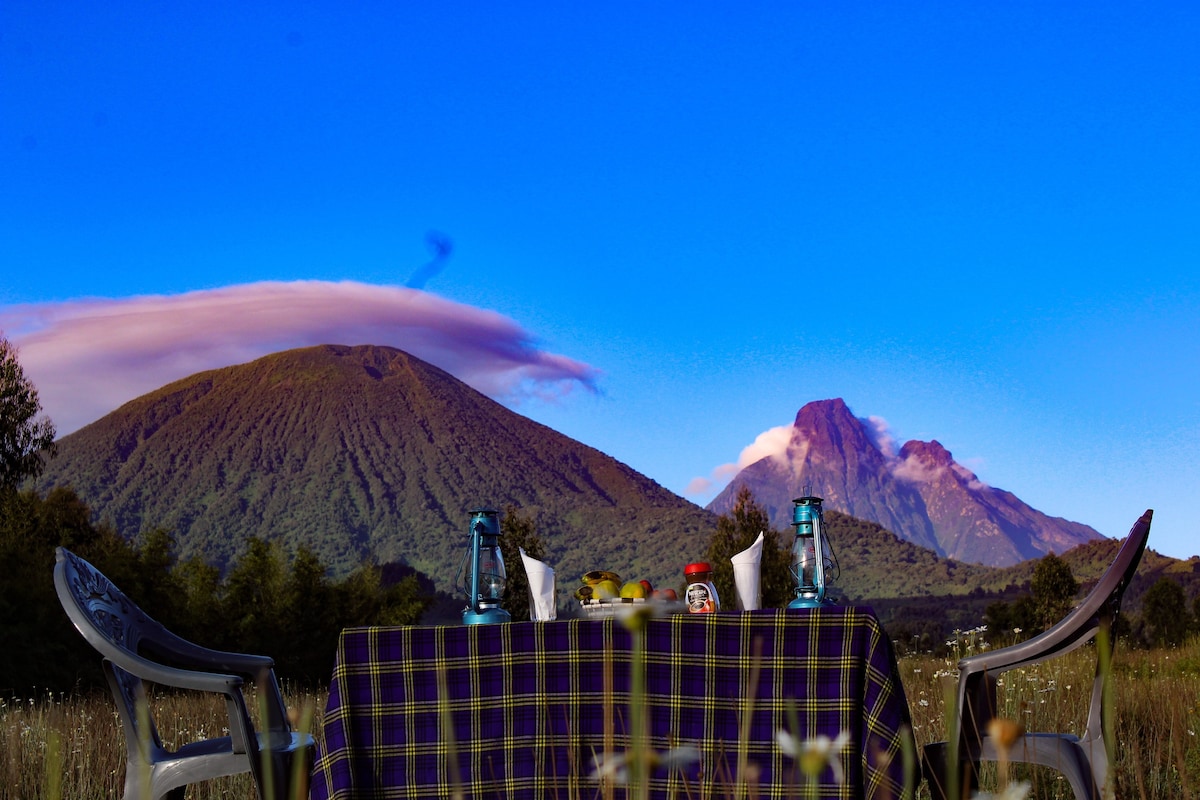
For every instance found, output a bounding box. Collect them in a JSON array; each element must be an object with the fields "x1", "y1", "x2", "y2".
[{"x1": 684, "y1": 562, "x2": 720, "y2": 613}]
